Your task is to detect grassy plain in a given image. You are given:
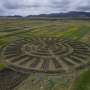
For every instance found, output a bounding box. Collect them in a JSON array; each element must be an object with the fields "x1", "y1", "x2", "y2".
[{"x1": 0, "y1": 19, "x2": 90, "y2": 90}]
